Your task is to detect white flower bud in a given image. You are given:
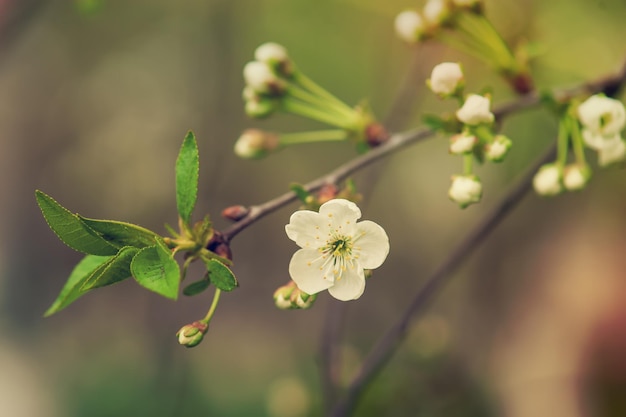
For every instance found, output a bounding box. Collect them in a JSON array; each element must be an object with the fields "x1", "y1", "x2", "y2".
[
  {"x1": 578, "y1": 95, "x2": 626, "y2": 136},
  {"x1": 394, "y1": 10, "x2": 425, "y2": 43},
  {"x1": 243, "y1": 61, "x2": 285, "y2": 95},
  {"x1": 423, "y1": 0, "x2": 451, "y2": 25},
  {"x1": 597, "y1": 136, "x2": 626, "y2": 167},
  {"x1": 449, "y1": 132, "x2": 476, "y2": 155},
  {"x1": 485, "y1": 135, "x2": 512, "y2": 162},
  {"x1": 533, "y1": 164, "x2": 562, "y2": 196},
  {"x1": 234, "y1": 129, "x2": 279, "y2": 159},
  {"x1": 428, "y1": 62, "x2": 464, "y2": 96},
  {"x1": 563, "y1": 164, "x2": 591, "y2": 191},
  {"x1": 448, "y1": 175, "x2": 482, "y2": 208},
  {"x1": 176, "y1": 321, "x2": 208, "y2": 348},
  {"x1": 456, "y1": 94, "x2": 495, "y2": 125},
  {"x1": 255, "y1": 42, "x2": 289, "y2": 64}
]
